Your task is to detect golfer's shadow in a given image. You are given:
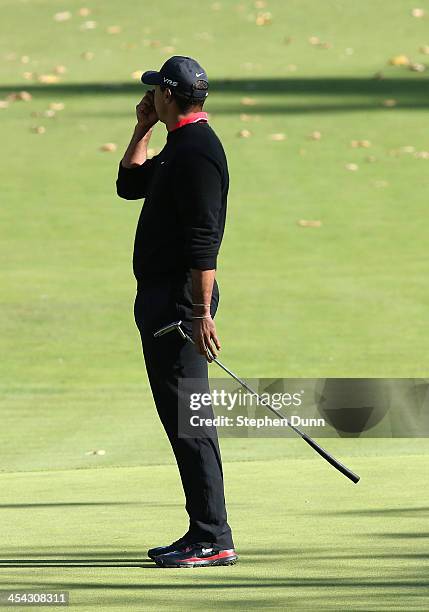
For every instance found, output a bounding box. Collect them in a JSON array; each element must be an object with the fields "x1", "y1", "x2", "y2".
[
  {"x1": 0, "y1": 556, "x2": 156, "y2": 568},
  {"x1": 0, "y1": 502, "x2": 179, "y2": 568}
]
